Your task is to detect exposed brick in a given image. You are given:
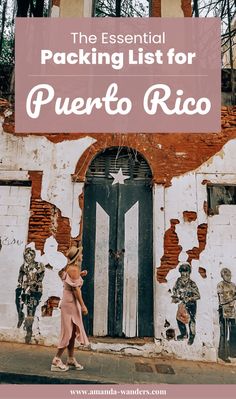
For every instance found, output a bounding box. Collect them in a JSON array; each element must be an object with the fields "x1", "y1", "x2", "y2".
[
  {"x1": 151, "y1": 0, "x2": 161, "y2": 17},
  {"x1": 71, "y1": 120, "x2": 236, "y2": 187},
  {"x1": 183, "y1": 211, "x2": 197, "y2": 222},
  {"x1": 157, "y1": 221, "x2": 208, "y2": 283},
  {"x1": 1, "y1": 101, "x2": 235, "y2": 274},
  {"x1": 3, "y1": 106, "x2": 236, "y2": 188},
  {"x1": 27, "y1": 171, "x2": 71, "y2": 254},
  {"x1": 151, "y1": 0, "x2": 192, "y2": 17},
  {"x1": 198, "y1": 267, "x2": 207, "y2": 278},
  {"x1": 156, "y1": 219, "x2": 182, "y2": 283},
  {"x1": 187, "y1": 223, "x2": 208, "y2": 262},
  {"x1": 202, "y1": 180, "x2": 211, "y2": 185},
  {"x1": 181, "y1": 0, "x2": 192, "y2": 17},
  {"x1": 52, "y1": 0, "x2": 60, "y2": 6}
]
